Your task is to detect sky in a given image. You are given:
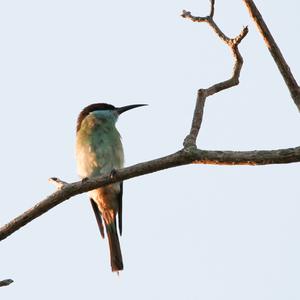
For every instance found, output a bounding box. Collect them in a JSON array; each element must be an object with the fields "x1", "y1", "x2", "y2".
[{"x1": 1, "y1": 1, "x2": 300, "y2": 299}]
